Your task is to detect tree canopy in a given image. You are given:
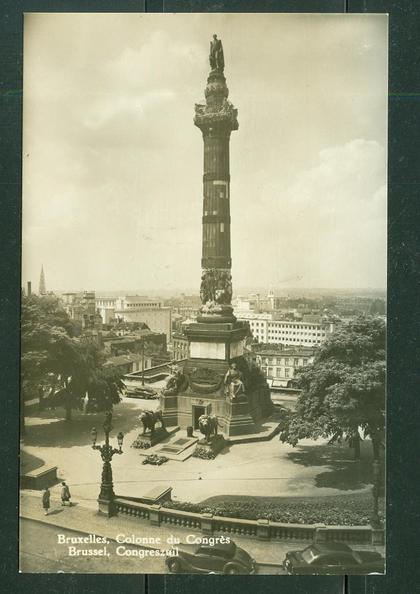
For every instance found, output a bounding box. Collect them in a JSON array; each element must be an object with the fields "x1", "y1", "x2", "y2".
[
  {"x1": 21, "y1": 295, "x2": 123, "y2": 421},
  {"x1": 280, "y1": 316, "x2": 385, "y2": 459}
]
